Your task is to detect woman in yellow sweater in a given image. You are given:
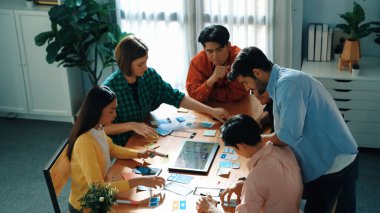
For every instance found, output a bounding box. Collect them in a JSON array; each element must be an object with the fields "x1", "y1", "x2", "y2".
[{"x1": 66, "y1": 86, "x2": 165, "y2": 213}]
